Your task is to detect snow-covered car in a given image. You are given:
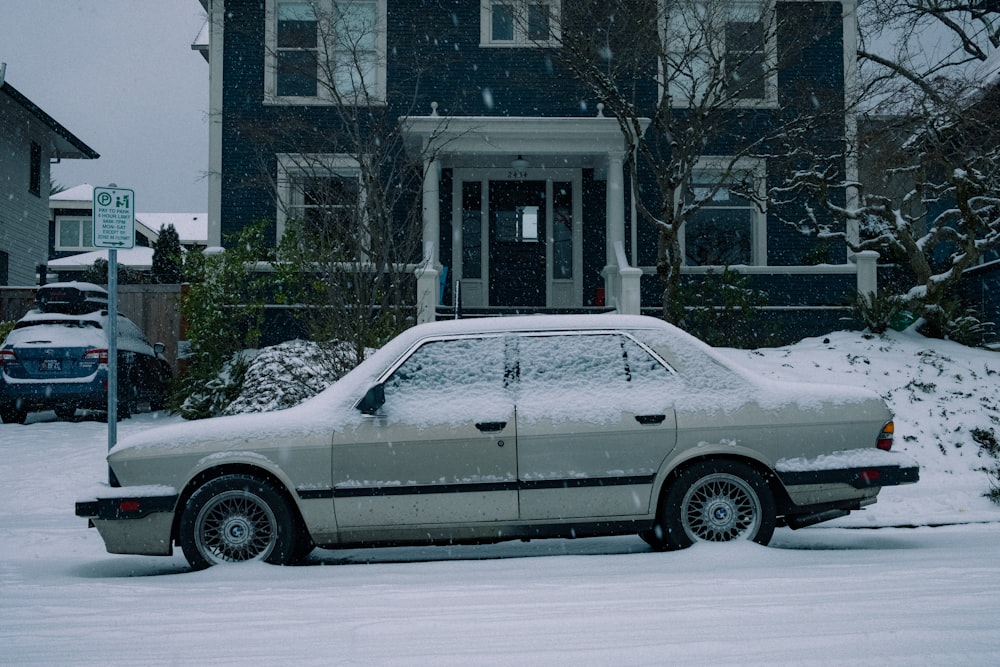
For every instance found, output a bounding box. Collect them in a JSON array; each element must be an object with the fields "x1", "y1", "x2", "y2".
[
  {"x1": 0, "y1": 308, "x2": 172, "y2": 424},
  {"x1": 76, "y1": 315, "x2": 918, "y2": 569}
]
